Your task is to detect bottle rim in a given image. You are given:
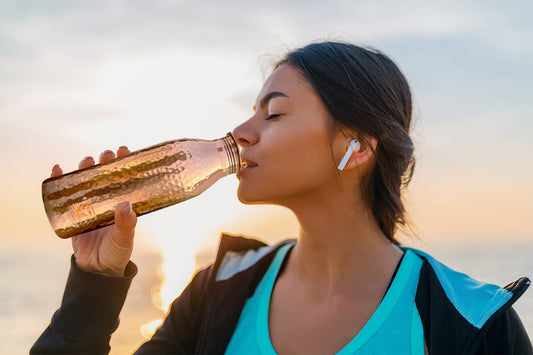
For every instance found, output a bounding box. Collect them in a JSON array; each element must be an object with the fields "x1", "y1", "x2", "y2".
[{"x1": 222, "y1": 133, "x2": 242, "y2": 174}]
